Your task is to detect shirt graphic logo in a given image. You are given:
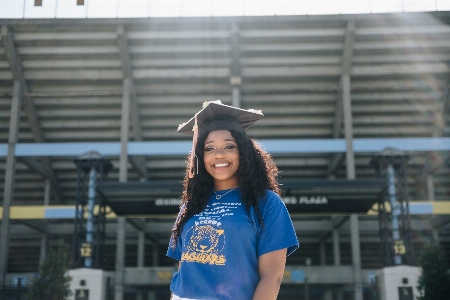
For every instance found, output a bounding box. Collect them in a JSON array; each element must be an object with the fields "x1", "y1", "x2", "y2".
[{"x1": 181, "y1": 224, "x2": 226, "y2": 265}]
